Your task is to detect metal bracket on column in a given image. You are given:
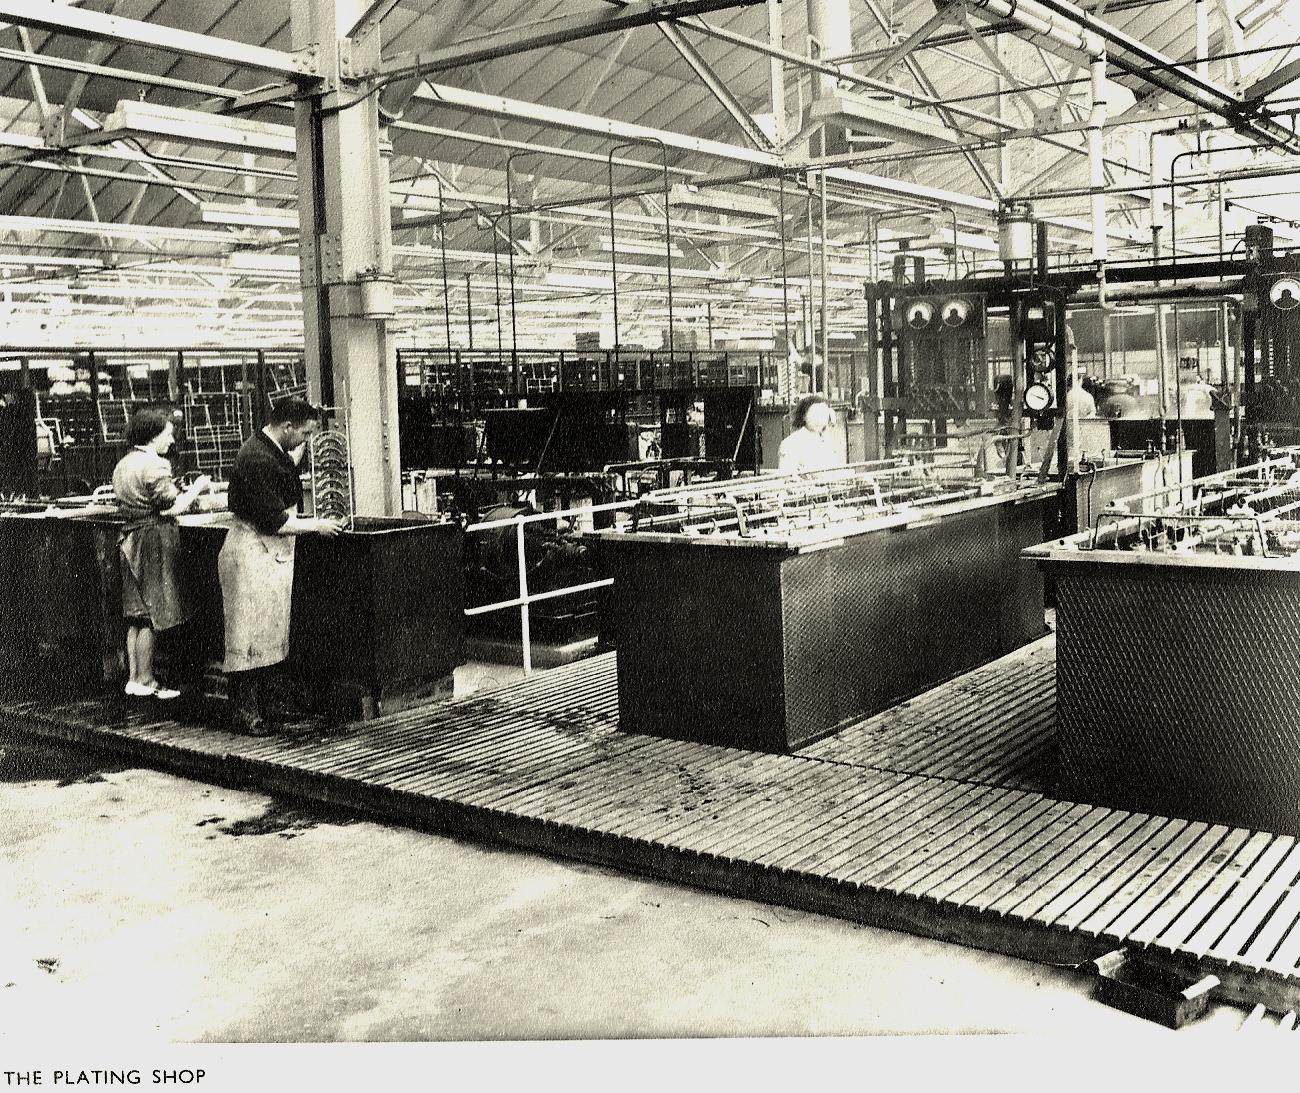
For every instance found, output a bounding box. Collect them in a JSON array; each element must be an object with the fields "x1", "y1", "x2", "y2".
[
  {"x1": 320, "y1": 234, "x2": 344, "y2": 282},
  {"x1": 299, "y1": 233, "x2": 320, "y2": 283},
  {"x1": 293, "y1": 43, "x2": 323, "y2": 77},
  {"x1": 338, "y1": 37, "x2": 377, "y2": 81}
]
